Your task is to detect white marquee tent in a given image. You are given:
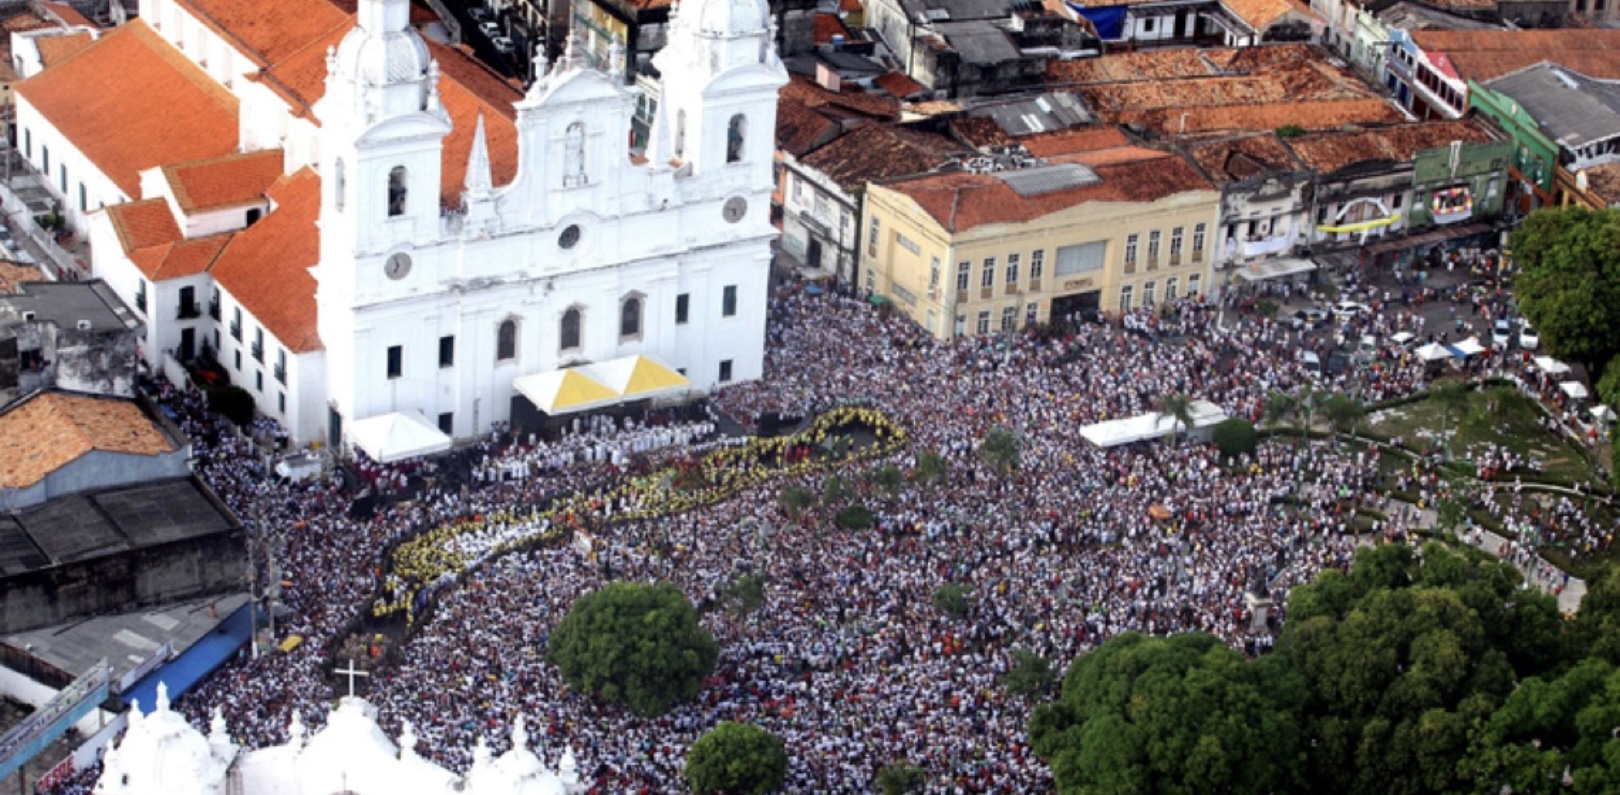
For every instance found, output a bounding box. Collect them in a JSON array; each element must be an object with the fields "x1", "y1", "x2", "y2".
[
  {"x1": 348, "y1": 411, "x2": 452, "y2": 463},
  {"x1": 1079, "y1": 400, "x2": 1230, "y2": 448}
]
